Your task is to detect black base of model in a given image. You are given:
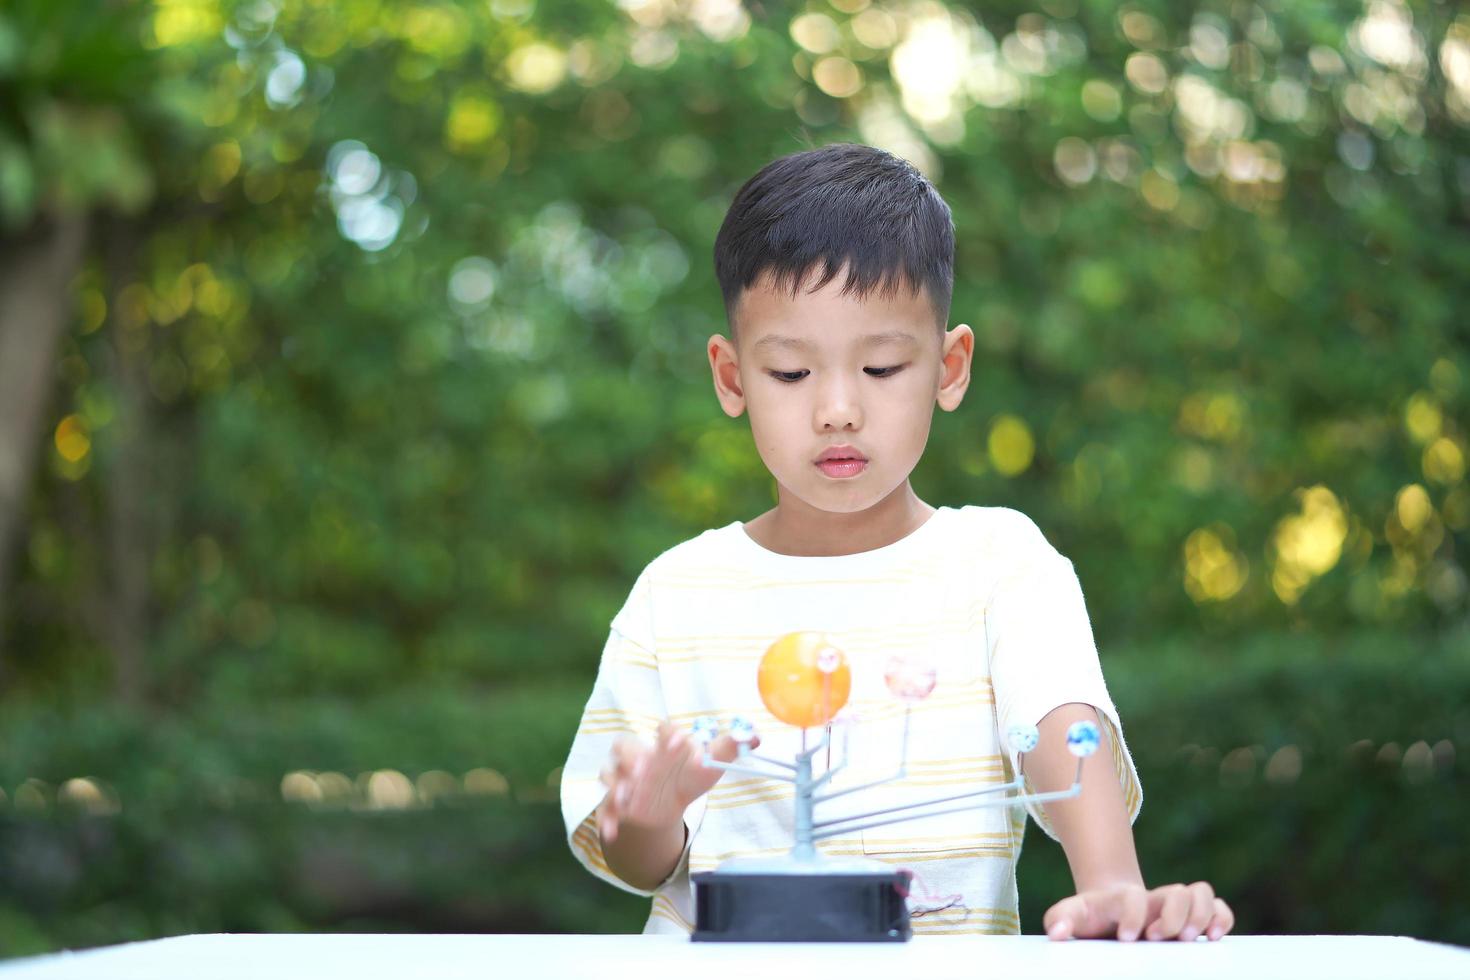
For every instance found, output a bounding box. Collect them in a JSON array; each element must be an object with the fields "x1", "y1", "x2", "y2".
[{"x1": 691, "y1": 870, "x2": 914, "y2": 942}]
